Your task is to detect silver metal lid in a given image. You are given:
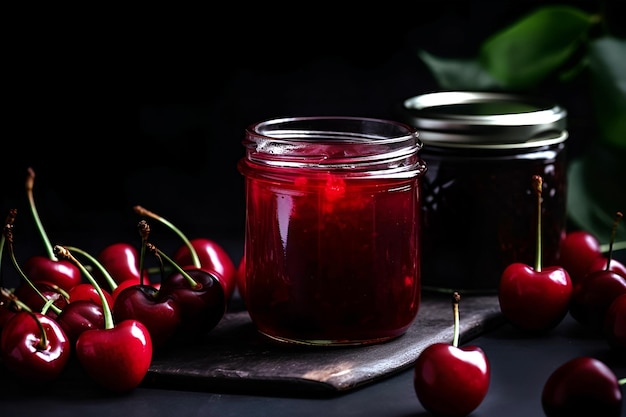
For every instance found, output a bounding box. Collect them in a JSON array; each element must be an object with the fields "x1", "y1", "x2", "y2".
[{"x1": 400, "y1": 91, "x2": 568, "y2": 149}]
